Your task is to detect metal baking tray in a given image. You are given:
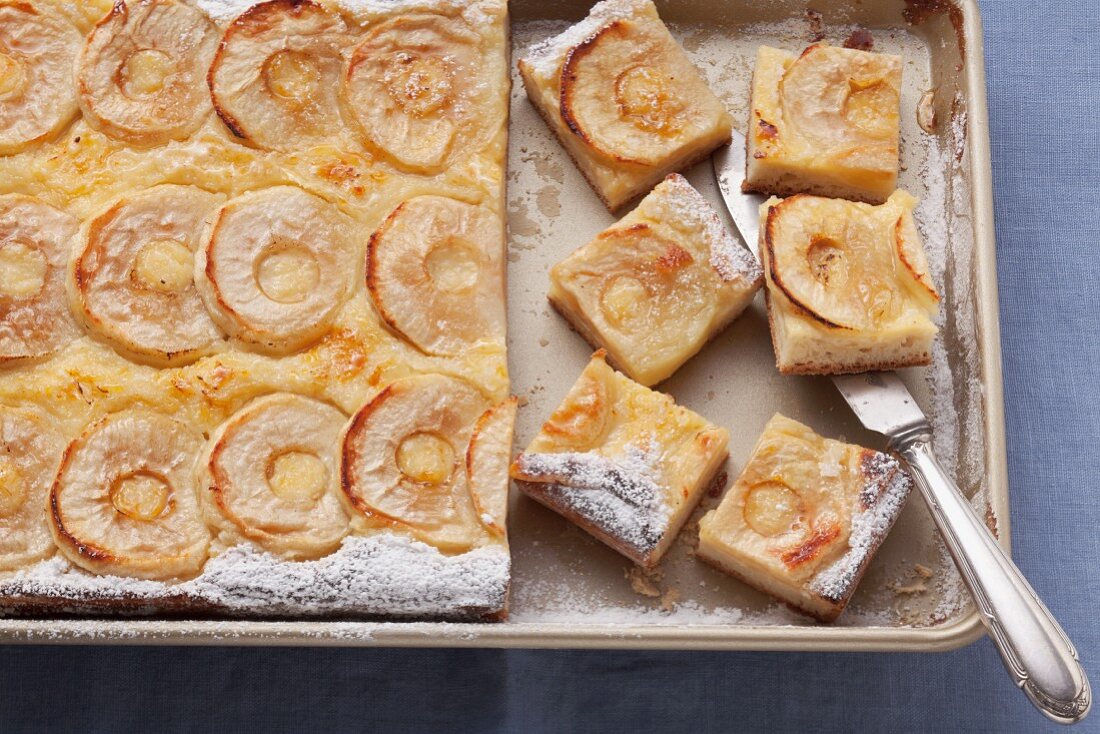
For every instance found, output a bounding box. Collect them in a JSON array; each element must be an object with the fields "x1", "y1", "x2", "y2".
[{"x1": 0, "y1": 0, "x2": 1006, "y2": 649}]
